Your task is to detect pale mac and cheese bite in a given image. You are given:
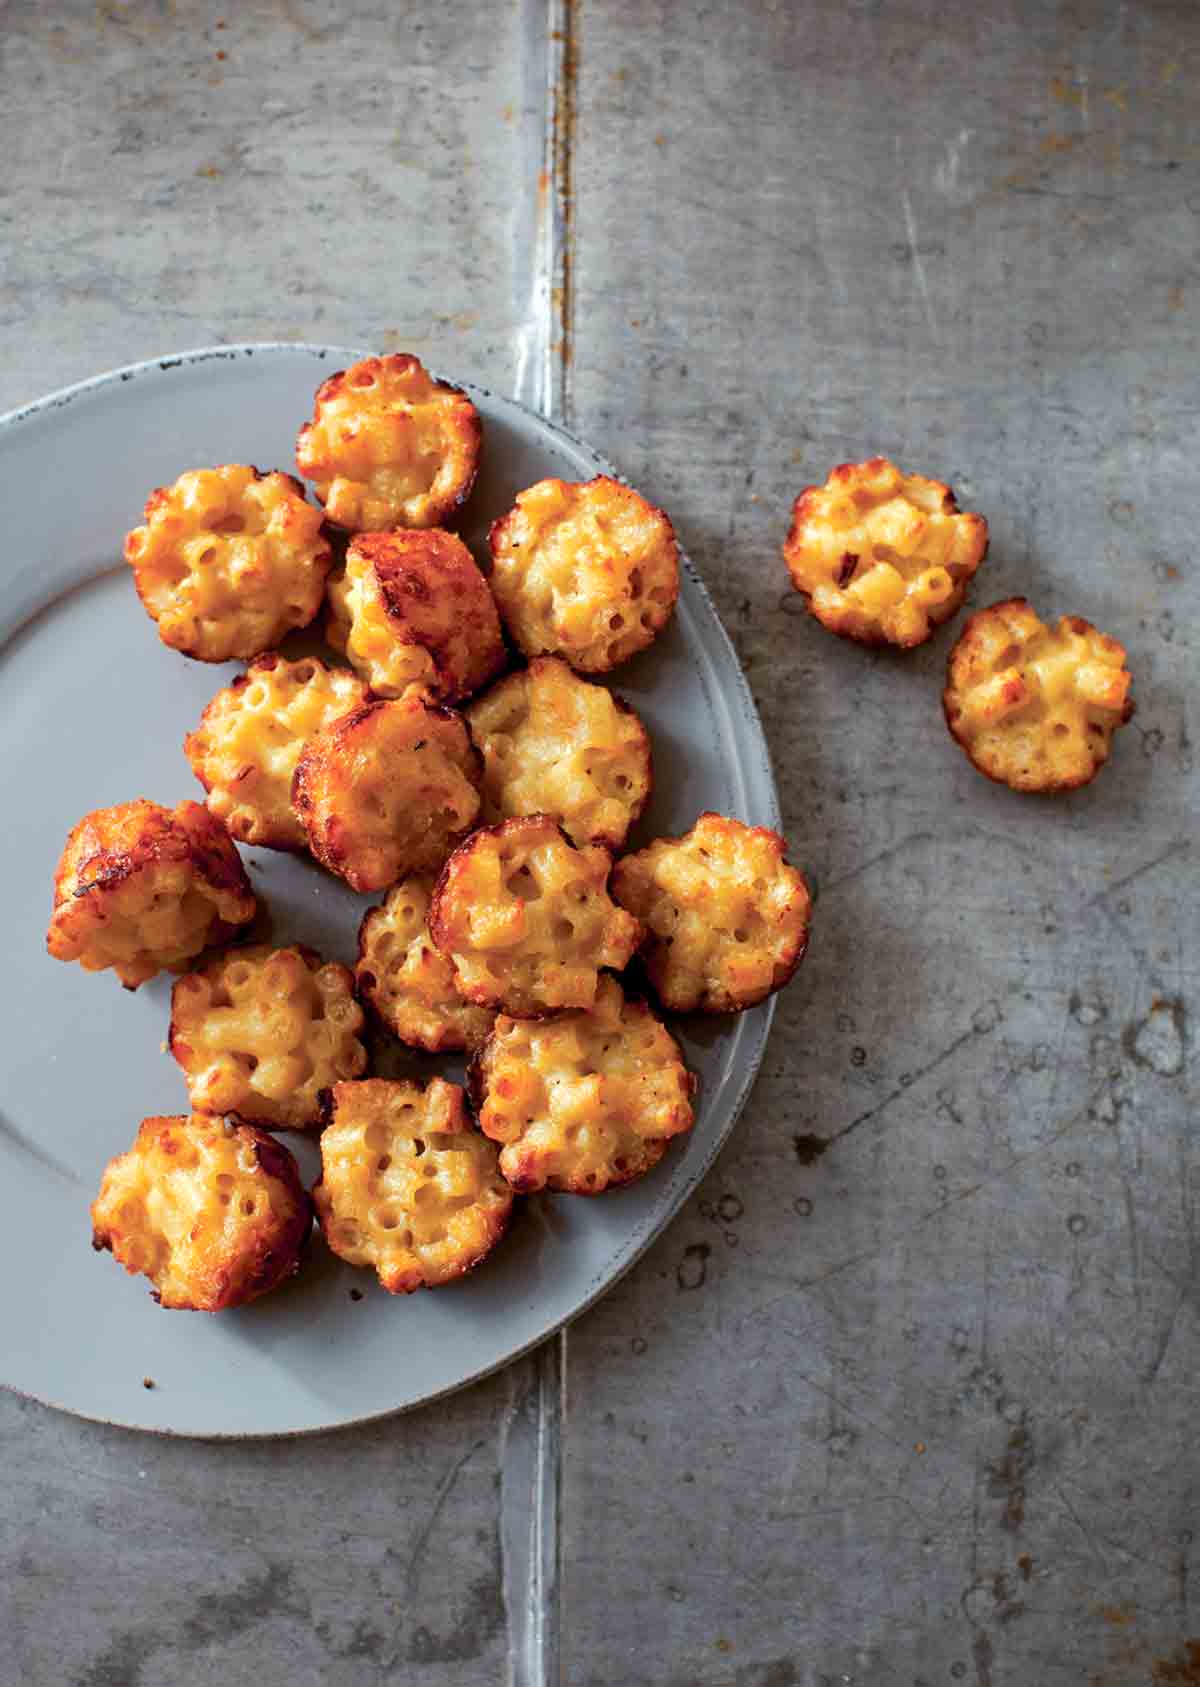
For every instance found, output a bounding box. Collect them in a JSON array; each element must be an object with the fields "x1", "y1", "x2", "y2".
[
  {"x1": 91, "y1": 1114, "x2": 310, "y2": 1311},
  {"x1": 470, "y1": 976, "x2": 695, "y2": 1194},
  {"x1": 295, "y1": 354, "x2": 481, "y2": 531},
  {"x1": 783, "y1": 457, "x2": 988, "y2": 648},
  {"x1": 326, "y1": 528, "x2": 505, "y2": 702},
  {"x1": 47, "y1": 799, "x2": 256, "y2": 990},
  {"x1": 356, "y1": 876, "x2": 495, "y2": 1054},
  {"x1": 169, "y1": 944, "x2": 368, "y2": 1131},
  {"x1": 489, "y1": 476, "x2": 679, "y2": 673},
  {"x1": 467, "y1": 656, "x2": 652, "y2": 849},
  {"x1": 185, "y1": 654, "x2": 369, "y2": 851},
  {"x1": 314, "y1": 1077, "x2": 512, "y2": 1294},
  {"x1": 429, "y1": 815, "x2": 642, "y2": 1018},
  {"x1": 944, "y1": 597, "x2": 1134, "y2": 792},
  {"x1": 612, "y1": 812, "x2": 812, "y2": 1014},
  {"x1": 124, "y1": 465, "x2": 332, "y2": 662},
  {"x1": 292, "y1": 692, "x2": 482, "y2": 894}
]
